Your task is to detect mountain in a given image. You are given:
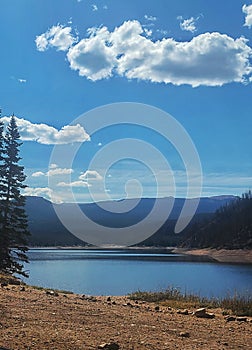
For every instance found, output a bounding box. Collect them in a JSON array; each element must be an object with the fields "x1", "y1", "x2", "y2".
[
  {"x1": 25, "y1": 196, "x2": 86, "y2": 246},
  {"x1": 180, "y1": 191, "x2": 252, "y2": 249},
  {"x1": 25, "y1": 195, "x2": 236, "y2": 247}
]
